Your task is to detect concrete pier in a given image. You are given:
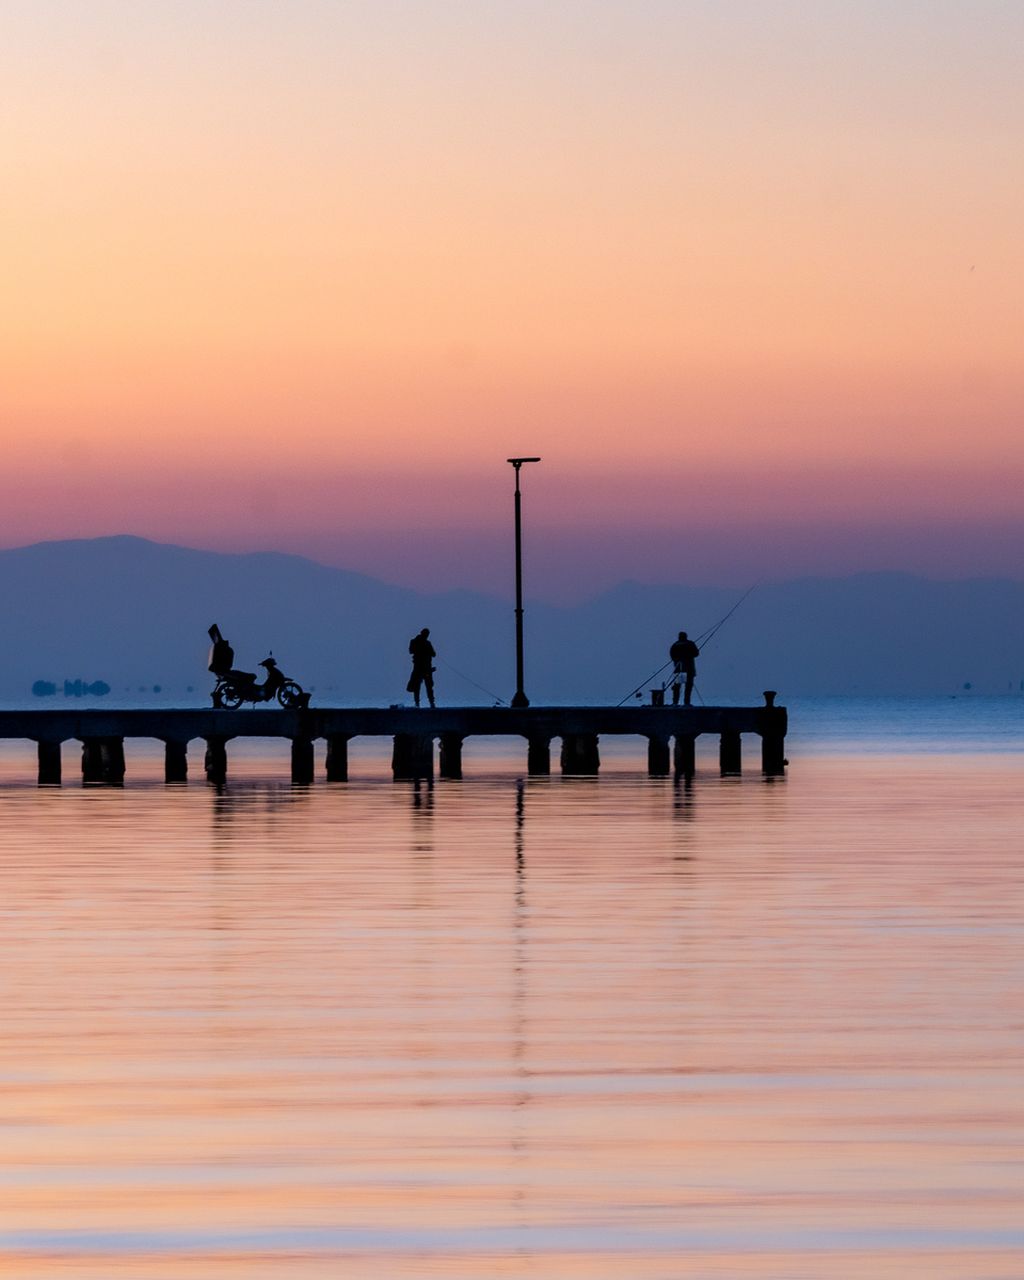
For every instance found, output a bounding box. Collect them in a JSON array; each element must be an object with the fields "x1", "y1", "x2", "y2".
[{"x1": 2, "y1": 698, "x2": 787, "y2": 785}]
